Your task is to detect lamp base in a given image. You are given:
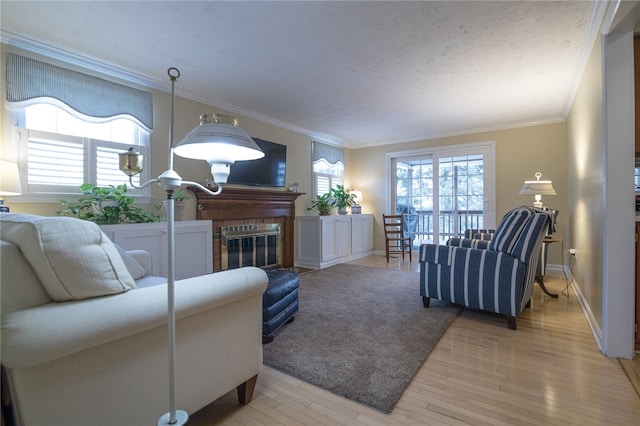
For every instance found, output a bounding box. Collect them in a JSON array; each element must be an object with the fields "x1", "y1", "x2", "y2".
[{"x1": 157, "y1": 410, "x2": 188, "y2": 426}]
